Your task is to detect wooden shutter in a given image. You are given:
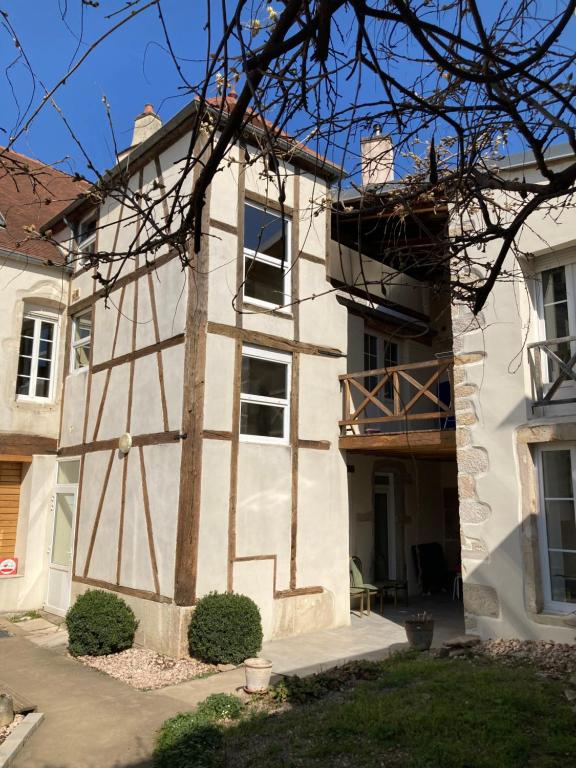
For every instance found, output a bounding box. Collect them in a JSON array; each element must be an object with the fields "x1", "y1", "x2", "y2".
[{"x1": 0, "y1": 462, "x2": 22, "y2": 559}]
